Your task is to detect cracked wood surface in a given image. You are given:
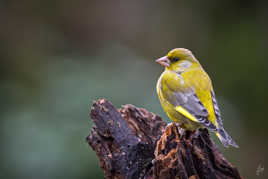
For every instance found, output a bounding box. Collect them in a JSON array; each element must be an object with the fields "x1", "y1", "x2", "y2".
[{"x1": 86, "y1": 99, "x2": 242, "y2": 179}]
